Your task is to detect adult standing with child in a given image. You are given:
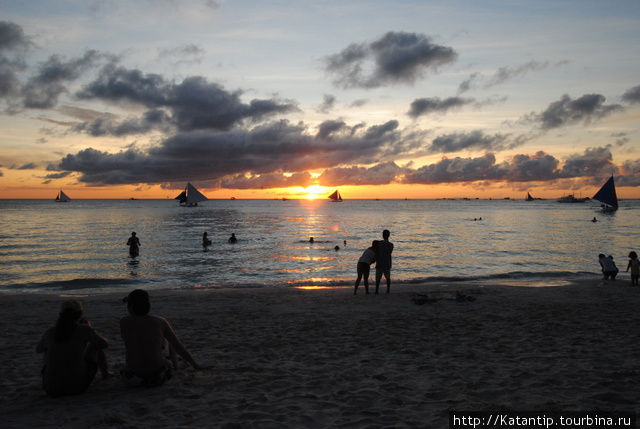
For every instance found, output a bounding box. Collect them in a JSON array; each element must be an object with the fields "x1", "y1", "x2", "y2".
[{"x1": 375, "y1": 229, "x2": 394, "y2": 294}]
